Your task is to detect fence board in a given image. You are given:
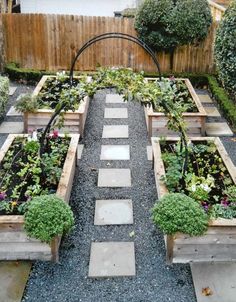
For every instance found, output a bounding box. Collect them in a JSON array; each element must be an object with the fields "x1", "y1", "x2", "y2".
[{"x1": 0, "y1": 12, "x2": 221, "y2": 73}]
